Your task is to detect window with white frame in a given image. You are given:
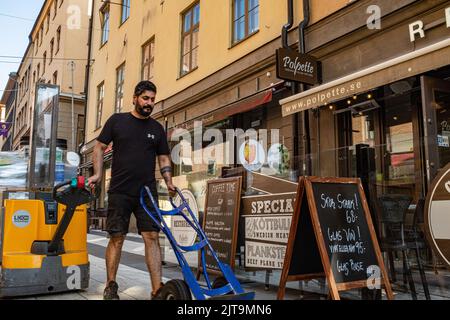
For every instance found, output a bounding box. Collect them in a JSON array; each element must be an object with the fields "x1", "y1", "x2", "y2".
[
  {"x1": 121, "y1": 0, "x2": 130, "y2": 24},
  {"x1": 96, "y1": 82, "x2": 104, "y2": 128},
  {"x1": 233, "y1": 0, "x2": 259, "y2": 44},
  {"x1": 115, "y1": 64, "x2": 125, "y2": 113},
  {"x1": 142, "y1": 37, "x2": 155, "y2": 80},
  {"x1": 100, "y1": 4, "x2": 110, "y2": 46},
  {"x1": 180, "y1": 2, "x2": 200, "y2": 77}
]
